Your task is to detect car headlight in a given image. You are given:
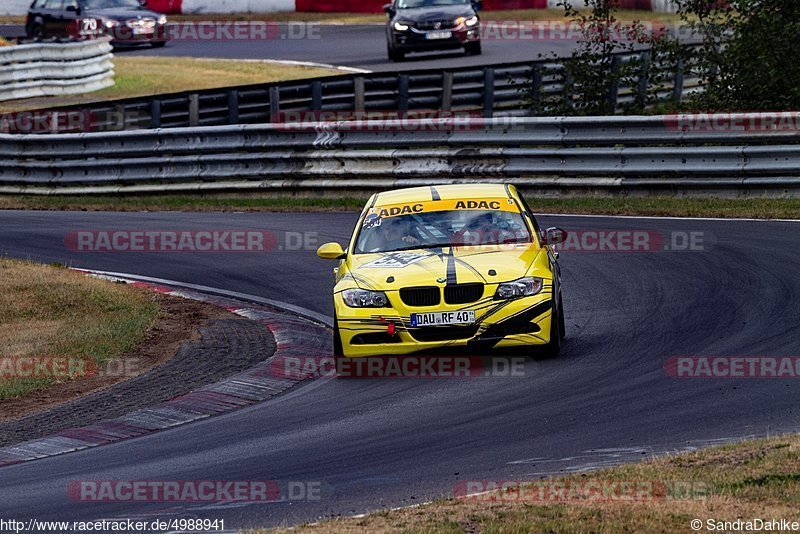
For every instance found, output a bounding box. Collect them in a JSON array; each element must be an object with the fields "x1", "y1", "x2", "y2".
[
  {"x1": 103, "y1": 20, "x2": 118, "y2": 28},
  {"x1": 494, "y1": 277, "x2": 543, "y2": 299},
  {"x1": 342, "y1": 289, "x2": 391, "y2": 308},
  {"x1": 158, "y1": 15, "x2": 167, "y2": 25},
  {"x1": 393, "y1": 21, "x2": 409, "y2": 31},
  {"x1": 456, "y1": 15, "x2": 479, "y2": 27}
]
